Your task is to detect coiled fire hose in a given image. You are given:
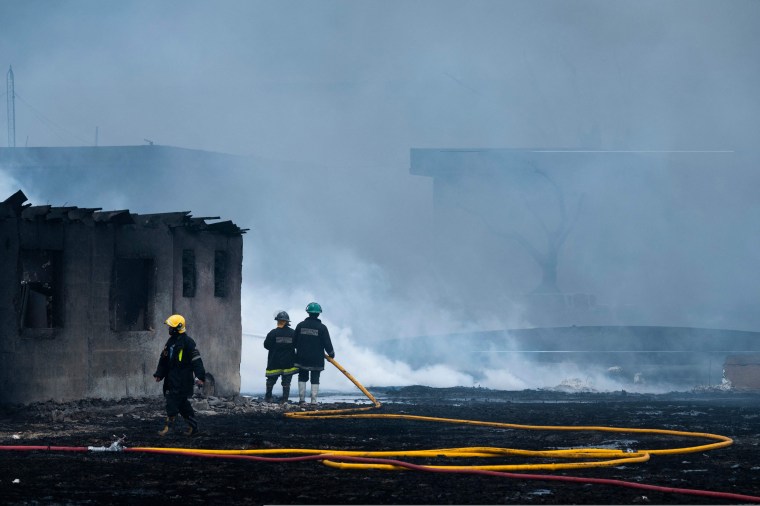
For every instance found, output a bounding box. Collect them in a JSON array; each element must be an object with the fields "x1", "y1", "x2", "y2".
[{"x1": 1, "y1": 355, "x2": 759, "y2": 503}]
